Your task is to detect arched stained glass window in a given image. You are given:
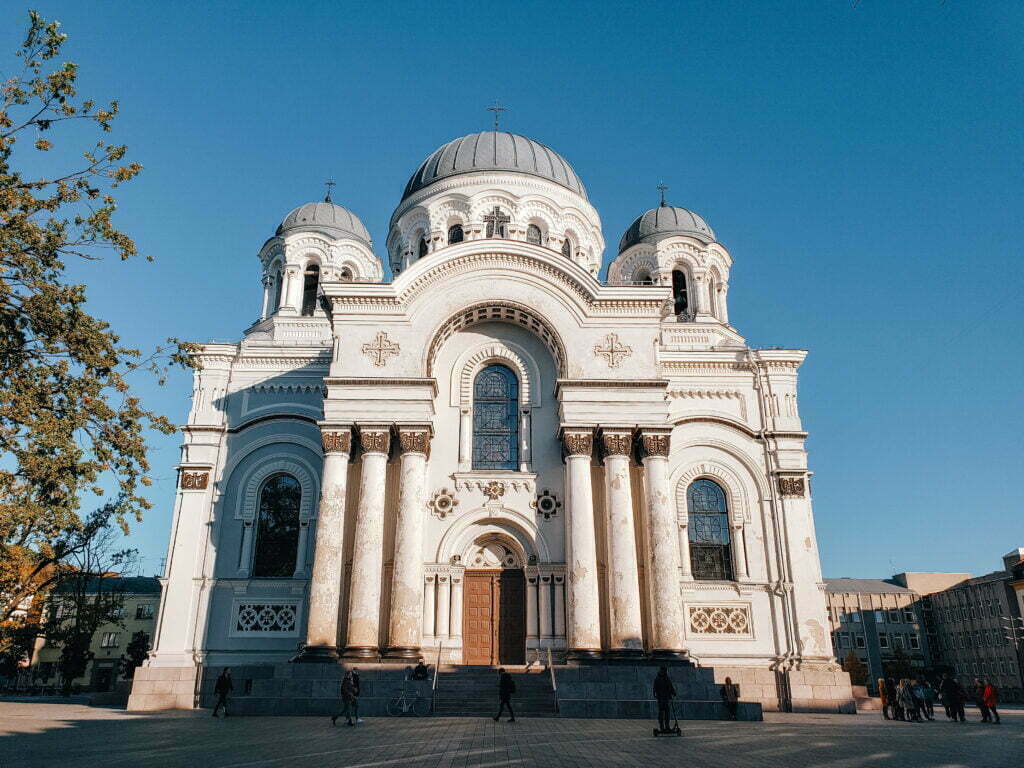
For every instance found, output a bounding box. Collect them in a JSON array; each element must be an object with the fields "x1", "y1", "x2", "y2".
[
  {"x1": 561, "y1": 238, "x2": 572, "y2": 259},
  {"x1": 672, "y1": 269, "x2": 689, "y2": 316},
  {"x1": 271, "y1": 267, "x2": 283, "y2": 313},
  {"x1": 526, "y1": 224, "x2": 542, "y2": 245},
  {"x1": 472, "y1": 365, "x2": 519, "y2": 470},
  {"x1": 448, "y1": 224, "x2": 464, "y2": 244},
  {"x1": 418, "y1": 237, "x2": 429, "y2": 259},
  {"x1": 300, "y1": 264, "x2": 320, "y2": 316},
  {"x1": 252, "y1": 474, "x2": 301, "y2": 578},
  {"x1": 687, "y1": 478, "x2": 733, "y2": 581}
]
